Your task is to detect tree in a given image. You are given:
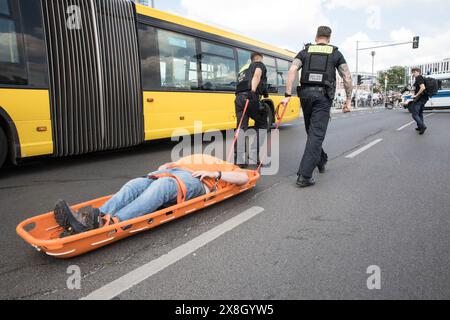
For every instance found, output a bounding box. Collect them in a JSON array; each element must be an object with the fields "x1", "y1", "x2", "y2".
[{"x1": 378, "y1": 66, "x2": 407, "y2": 91}]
